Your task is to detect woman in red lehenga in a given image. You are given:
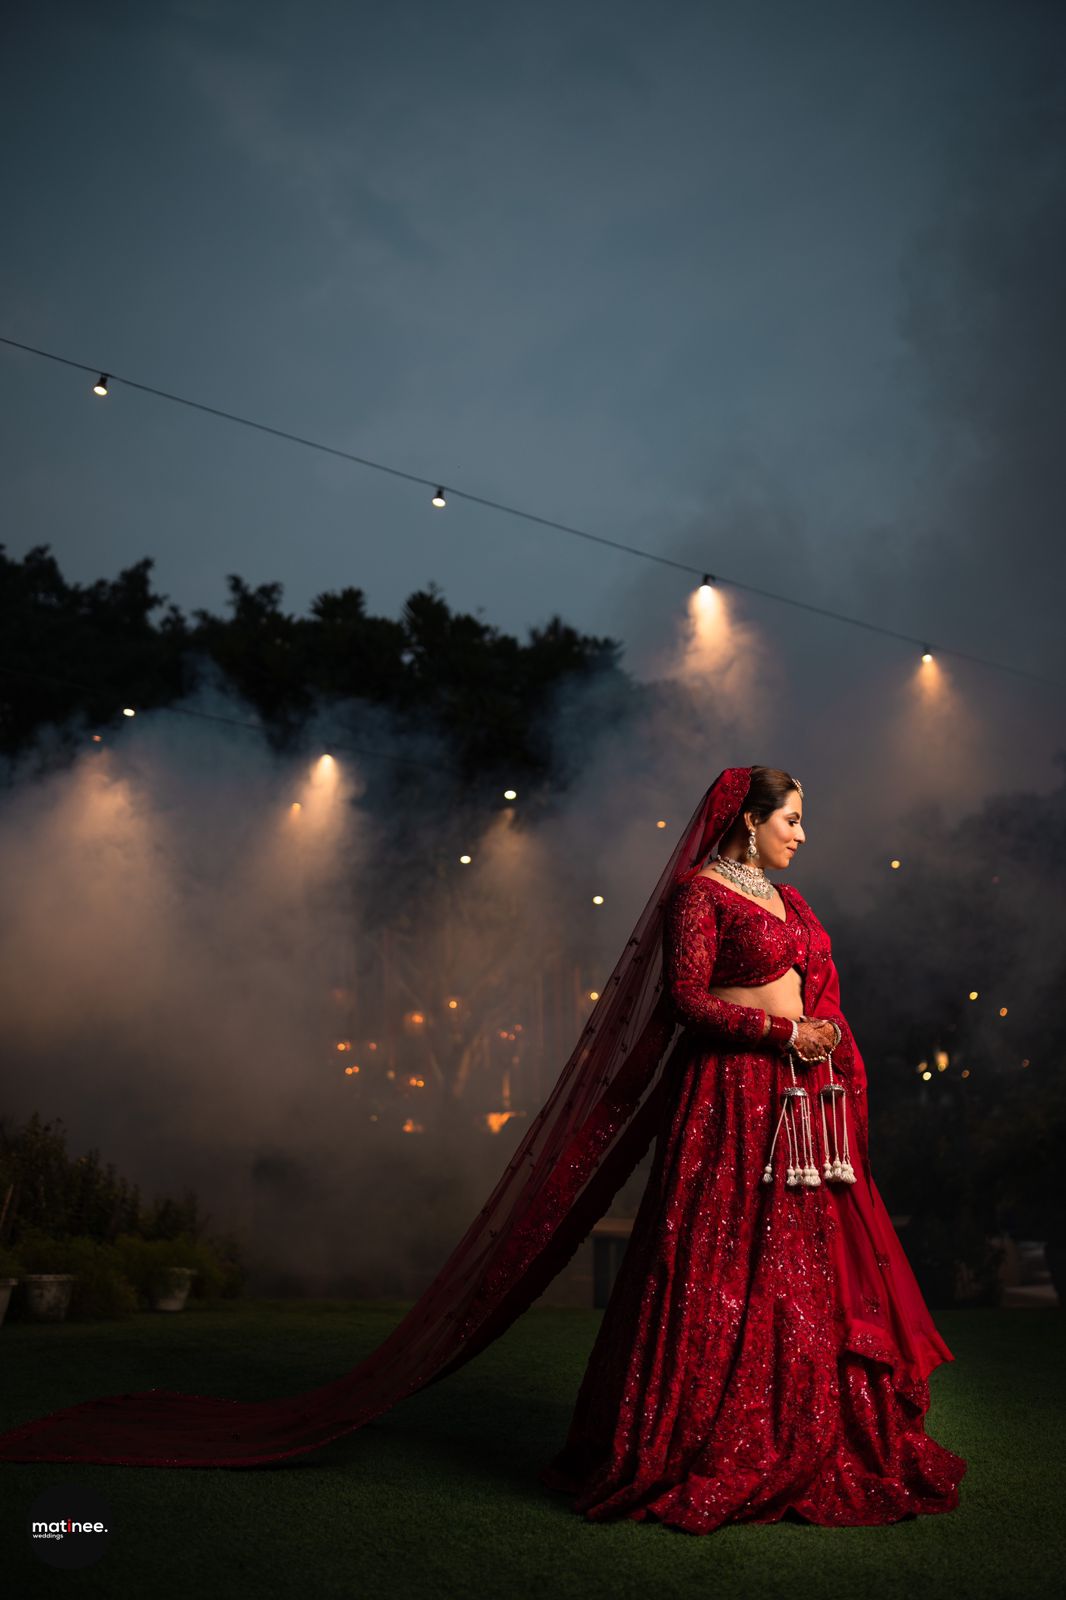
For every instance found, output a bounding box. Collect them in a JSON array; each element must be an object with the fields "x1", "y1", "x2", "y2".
[
  {"x1": 537, "y1": 765, "x2": 966, "y2": 1531},
  {"x1": 0, "y1": 764, "x2": 966, "y2": 1537}
]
